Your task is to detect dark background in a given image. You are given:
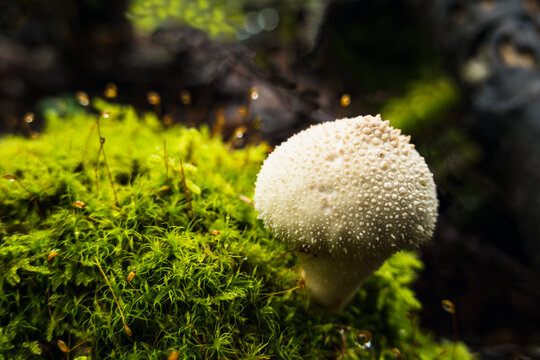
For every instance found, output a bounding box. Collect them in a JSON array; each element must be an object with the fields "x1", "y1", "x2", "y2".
[{"x1": 1, "y1": 1, "x2": 539, "y2": 358}]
